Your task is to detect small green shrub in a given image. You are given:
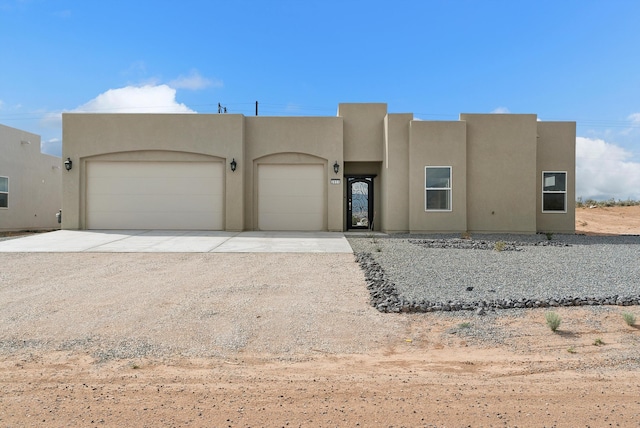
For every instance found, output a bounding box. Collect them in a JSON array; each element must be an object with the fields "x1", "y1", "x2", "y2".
[
  {"x1": 494, "y1": 241, "x2": 506, "y2": 252},
  {"x1": 593, "y1": 338, "x2": 605, "y2": 346},
  {"x1": 622, "y1": 312, "x2": 636, "y2": 326},
  {"x1": 567, "y1": 346, "x2": 577, "y2": 354},
  {"x1": 545, "y1": 311, "x2": 562, "y2": 332},
  {"x1": 458, "y1": 322, "x2": 471, "y2": 329},
  {"x1": 545, "y1": 232, "x2": 554, "y2": 241}
]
